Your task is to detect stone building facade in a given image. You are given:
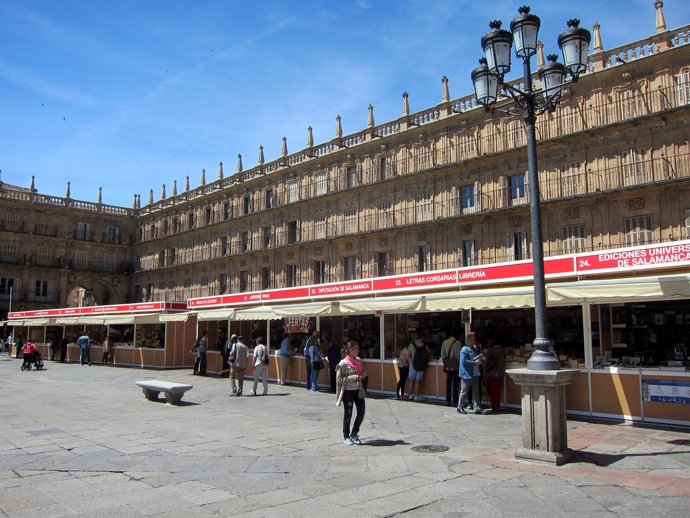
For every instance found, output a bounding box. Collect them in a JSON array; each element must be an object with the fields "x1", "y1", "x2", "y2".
[
  {"x1": 1, "y1": 4, "x2": 689, "y2": 319},
  {"x1": 0, "y1": 183, "x2": 135, "y2": 318}
]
